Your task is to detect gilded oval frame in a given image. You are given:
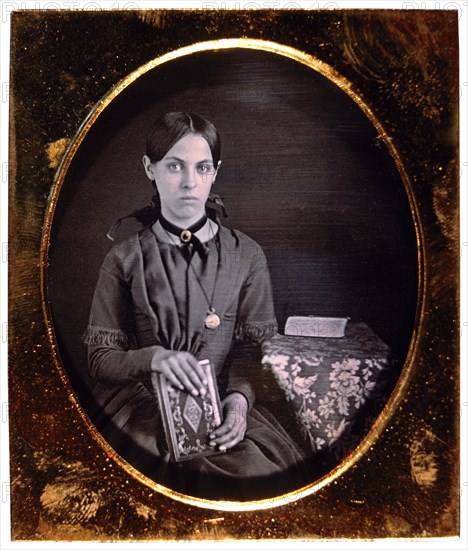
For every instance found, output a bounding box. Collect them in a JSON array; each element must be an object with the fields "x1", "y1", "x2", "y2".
[{"x1": 39, "y1": 38, "x2": 426, "y2": 512}]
